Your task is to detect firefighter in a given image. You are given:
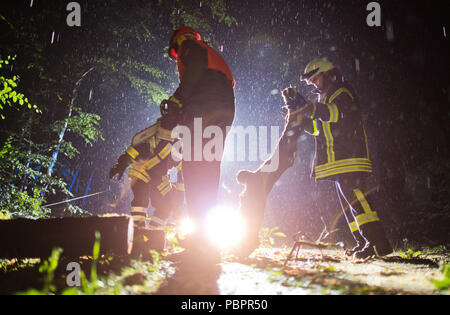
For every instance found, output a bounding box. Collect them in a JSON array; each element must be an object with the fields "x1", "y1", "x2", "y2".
[
  {"x1": 109, "y1": 114, "x2": 184, "y2": 259},
  {"x1": 284, "y1": 58, "x2": 393, "y2": 259},
  {"x1": 164, "y1": 26, "x2": 235, "y2": 271}
]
